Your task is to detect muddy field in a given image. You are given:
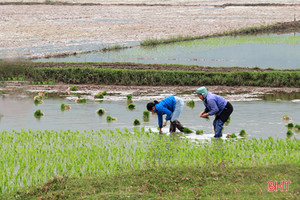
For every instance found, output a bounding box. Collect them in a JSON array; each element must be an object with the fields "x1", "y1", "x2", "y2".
[{"x1": 1, "y1": 0, "x2": 300, "y2": 59}]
